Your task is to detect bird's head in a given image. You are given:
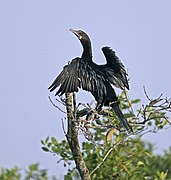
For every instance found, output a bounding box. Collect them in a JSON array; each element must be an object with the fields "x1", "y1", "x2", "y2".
[
  {"x1": 70, "y1": 29, "x2": 91, "y2": 44},
  {"x1": 69, "y1": 29, "x2": 92, "y2": 58}
]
